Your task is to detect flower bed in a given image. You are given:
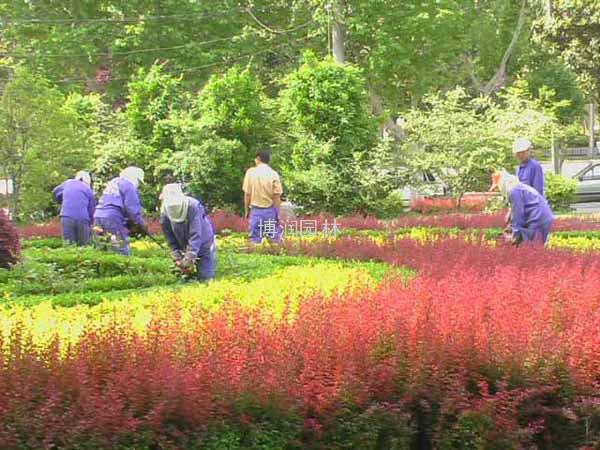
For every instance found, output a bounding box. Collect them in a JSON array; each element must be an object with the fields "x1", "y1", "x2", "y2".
[
  {"x1": 1, "y1": 242, "x2": 600, "y2": 448},
  {"x1": 3, "y1": 224, "x2": 600, "y2": 448}
]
